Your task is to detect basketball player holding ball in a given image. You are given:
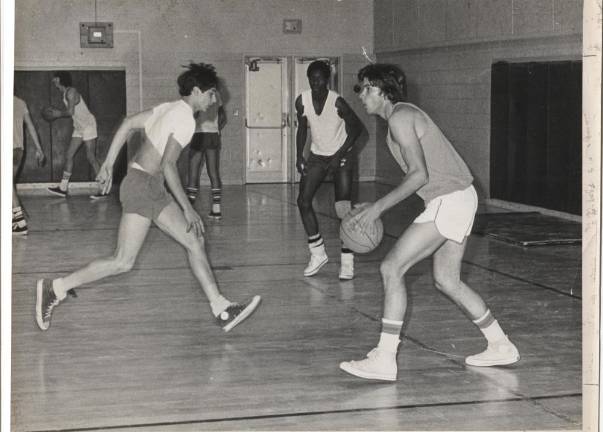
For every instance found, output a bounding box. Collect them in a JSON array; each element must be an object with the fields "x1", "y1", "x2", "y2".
[
  {"x1": 340, "y1": 64, "x2": 519, "y2": 381},
  {"x1": 295, "y1": 60, "x2": 363, "y2": 280}
]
